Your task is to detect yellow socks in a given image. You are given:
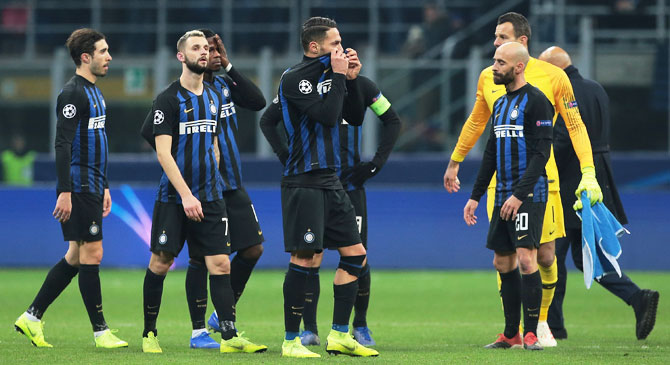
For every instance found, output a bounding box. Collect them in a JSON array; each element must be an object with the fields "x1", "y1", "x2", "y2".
[{"x1": 538, "y1": 257, "x2": 558, "y2": 322}]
